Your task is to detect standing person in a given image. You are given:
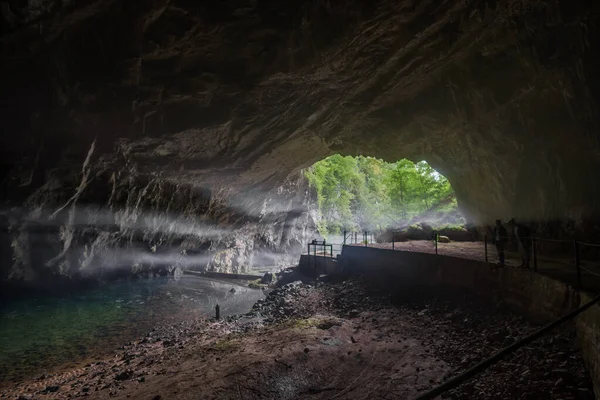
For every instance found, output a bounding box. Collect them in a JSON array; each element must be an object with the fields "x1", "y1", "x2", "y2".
[
  {"x1": 492, "y1": 219, "x2": 508, "y2": 267},
  {"x1": 508, "y1": 218, "x2": 532, "y2": 269}
]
